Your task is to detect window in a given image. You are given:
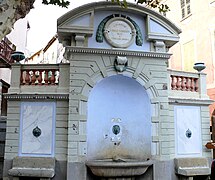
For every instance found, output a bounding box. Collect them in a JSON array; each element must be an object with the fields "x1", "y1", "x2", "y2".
[
  {"x1": 181, "y1": 0, "x2": 185, "y2": 8},
  {"x1": 180, "y1": 0, "x2": 191, "y2": 19}
]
